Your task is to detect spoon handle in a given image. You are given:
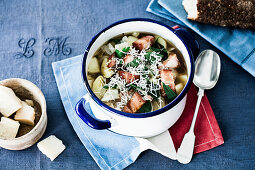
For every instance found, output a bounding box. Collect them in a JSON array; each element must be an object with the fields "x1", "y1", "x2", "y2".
[
  {"x1": 177, "y1": 88, "x2": 204, "y2": 164},
  {"x1": 190, "y1": 88, "x2": 204, "y2": 132}
]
